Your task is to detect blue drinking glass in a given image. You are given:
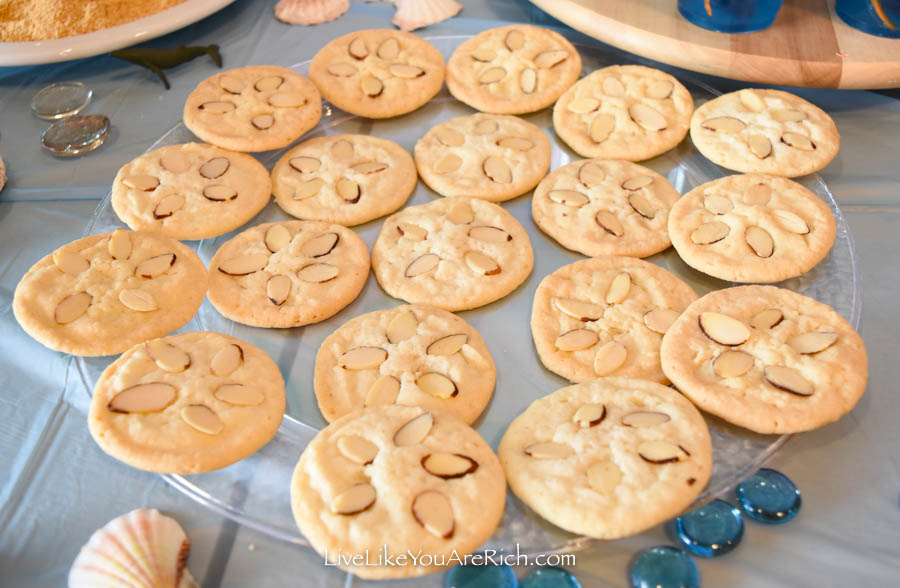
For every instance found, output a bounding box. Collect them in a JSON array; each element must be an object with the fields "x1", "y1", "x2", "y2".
[
  {"x1": 836, "y1": 0, "x2": 900, "y2": 38},
  {"x1": 678, "y1": 0, "x2": 784, "y2": 33}
]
